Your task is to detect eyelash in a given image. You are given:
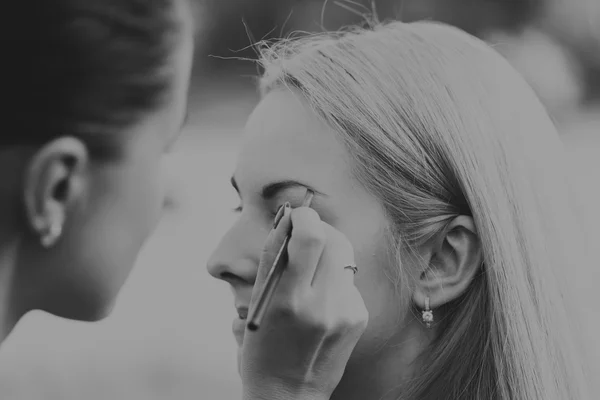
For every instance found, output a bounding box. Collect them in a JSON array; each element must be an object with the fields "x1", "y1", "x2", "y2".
[{"x1": 231, "y1": 204, "x2": 282, "y2": 217}]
